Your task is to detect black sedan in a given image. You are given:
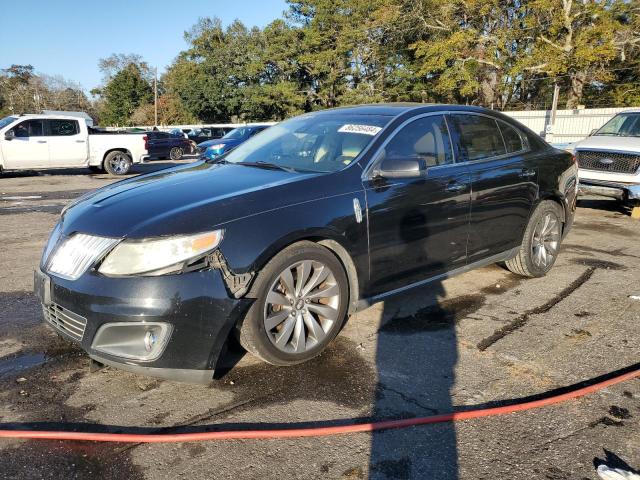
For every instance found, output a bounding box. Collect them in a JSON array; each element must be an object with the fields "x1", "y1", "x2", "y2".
[{"x1": 35, "y1": 104, "x2": 577, "y2": 383}]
